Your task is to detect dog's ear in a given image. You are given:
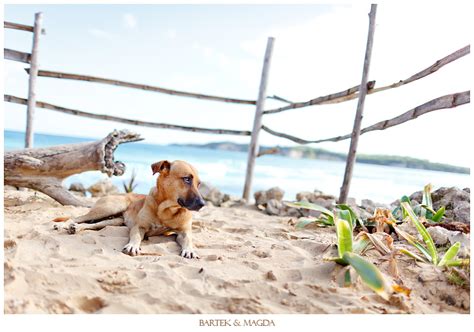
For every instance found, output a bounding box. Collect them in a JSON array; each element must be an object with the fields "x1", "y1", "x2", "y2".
[{"x1": 151, "y1": 160, "x2": 171, "y2": 175}]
